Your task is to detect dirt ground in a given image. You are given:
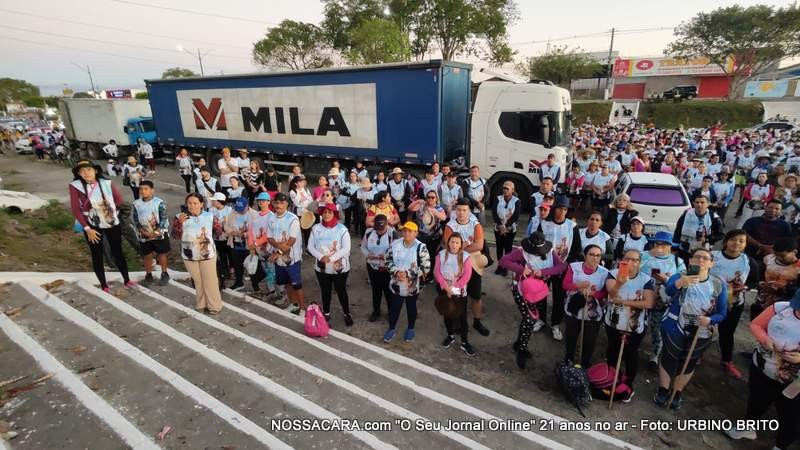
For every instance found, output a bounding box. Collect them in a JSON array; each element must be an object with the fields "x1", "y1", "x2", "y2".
[{"x1": 0, "y1": 151, "x2": 777, "y2": 449}]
